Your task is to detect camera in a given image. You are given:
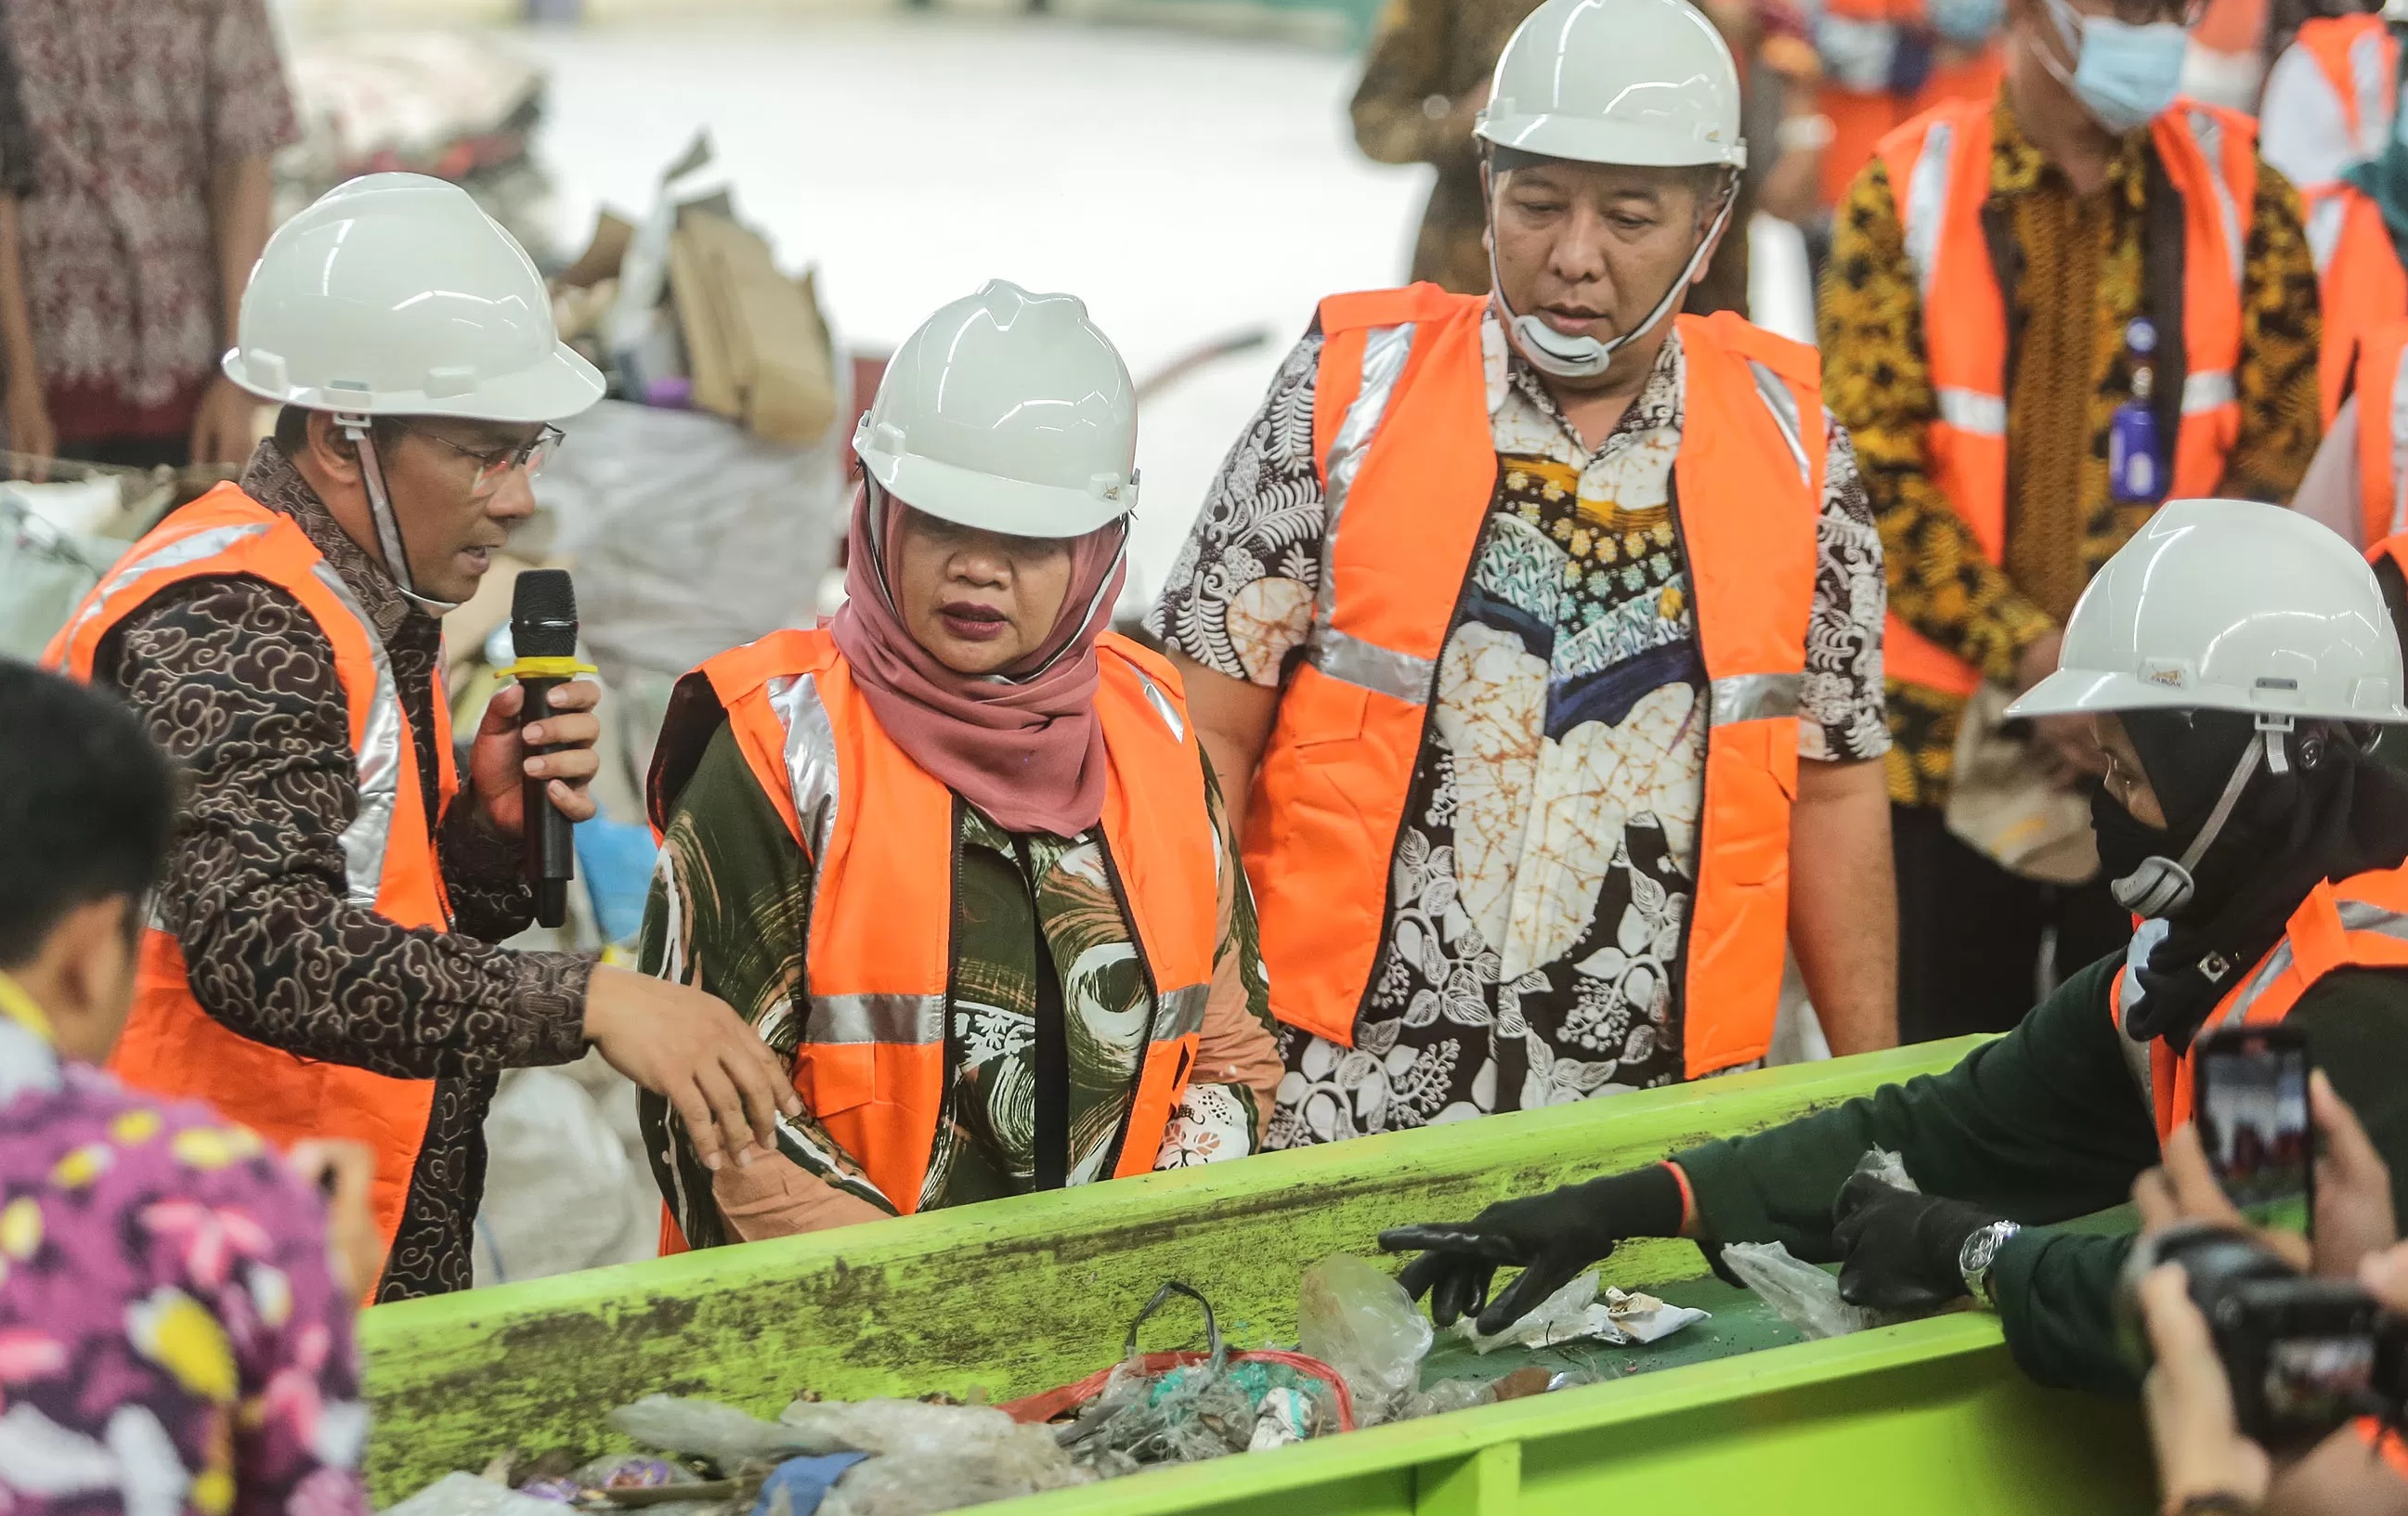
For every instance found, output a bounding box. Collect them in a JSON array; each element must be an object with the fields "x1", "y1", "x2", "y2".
[{"x1": 2121, "y1": 1224, "x2": 2408, "y2": 1448}]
